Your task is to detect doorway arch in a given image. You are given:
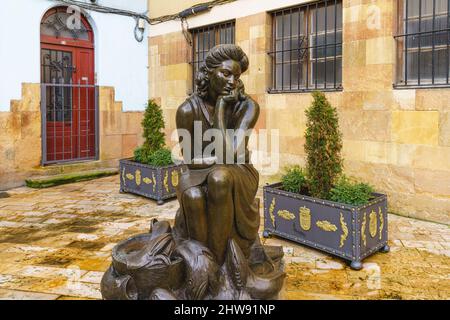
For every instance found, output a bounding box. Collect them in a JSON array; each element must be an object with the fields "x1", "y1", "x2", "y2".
[{"x1": 40, "y1": 6, "x2": 97, "y2": 164}]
